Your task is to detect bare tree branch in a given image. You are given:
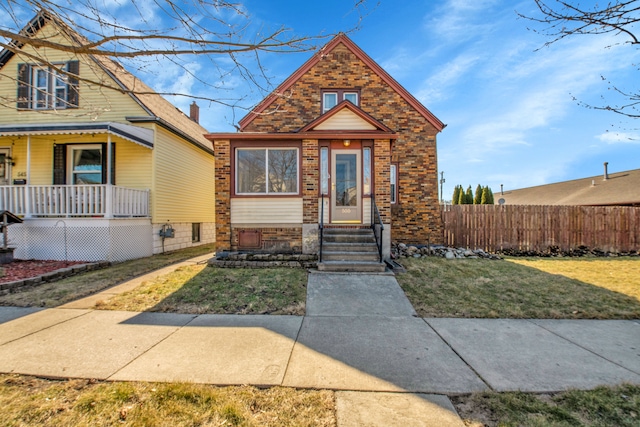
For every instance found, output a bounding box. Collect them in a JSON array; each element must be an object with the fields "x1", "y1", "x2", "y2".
[
  {"x1": 0, "y1": 0, "x2": 373, "y2": 122},
  {"x1": 518, "y1": 0, "x2": 640, "y2": 119}
]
